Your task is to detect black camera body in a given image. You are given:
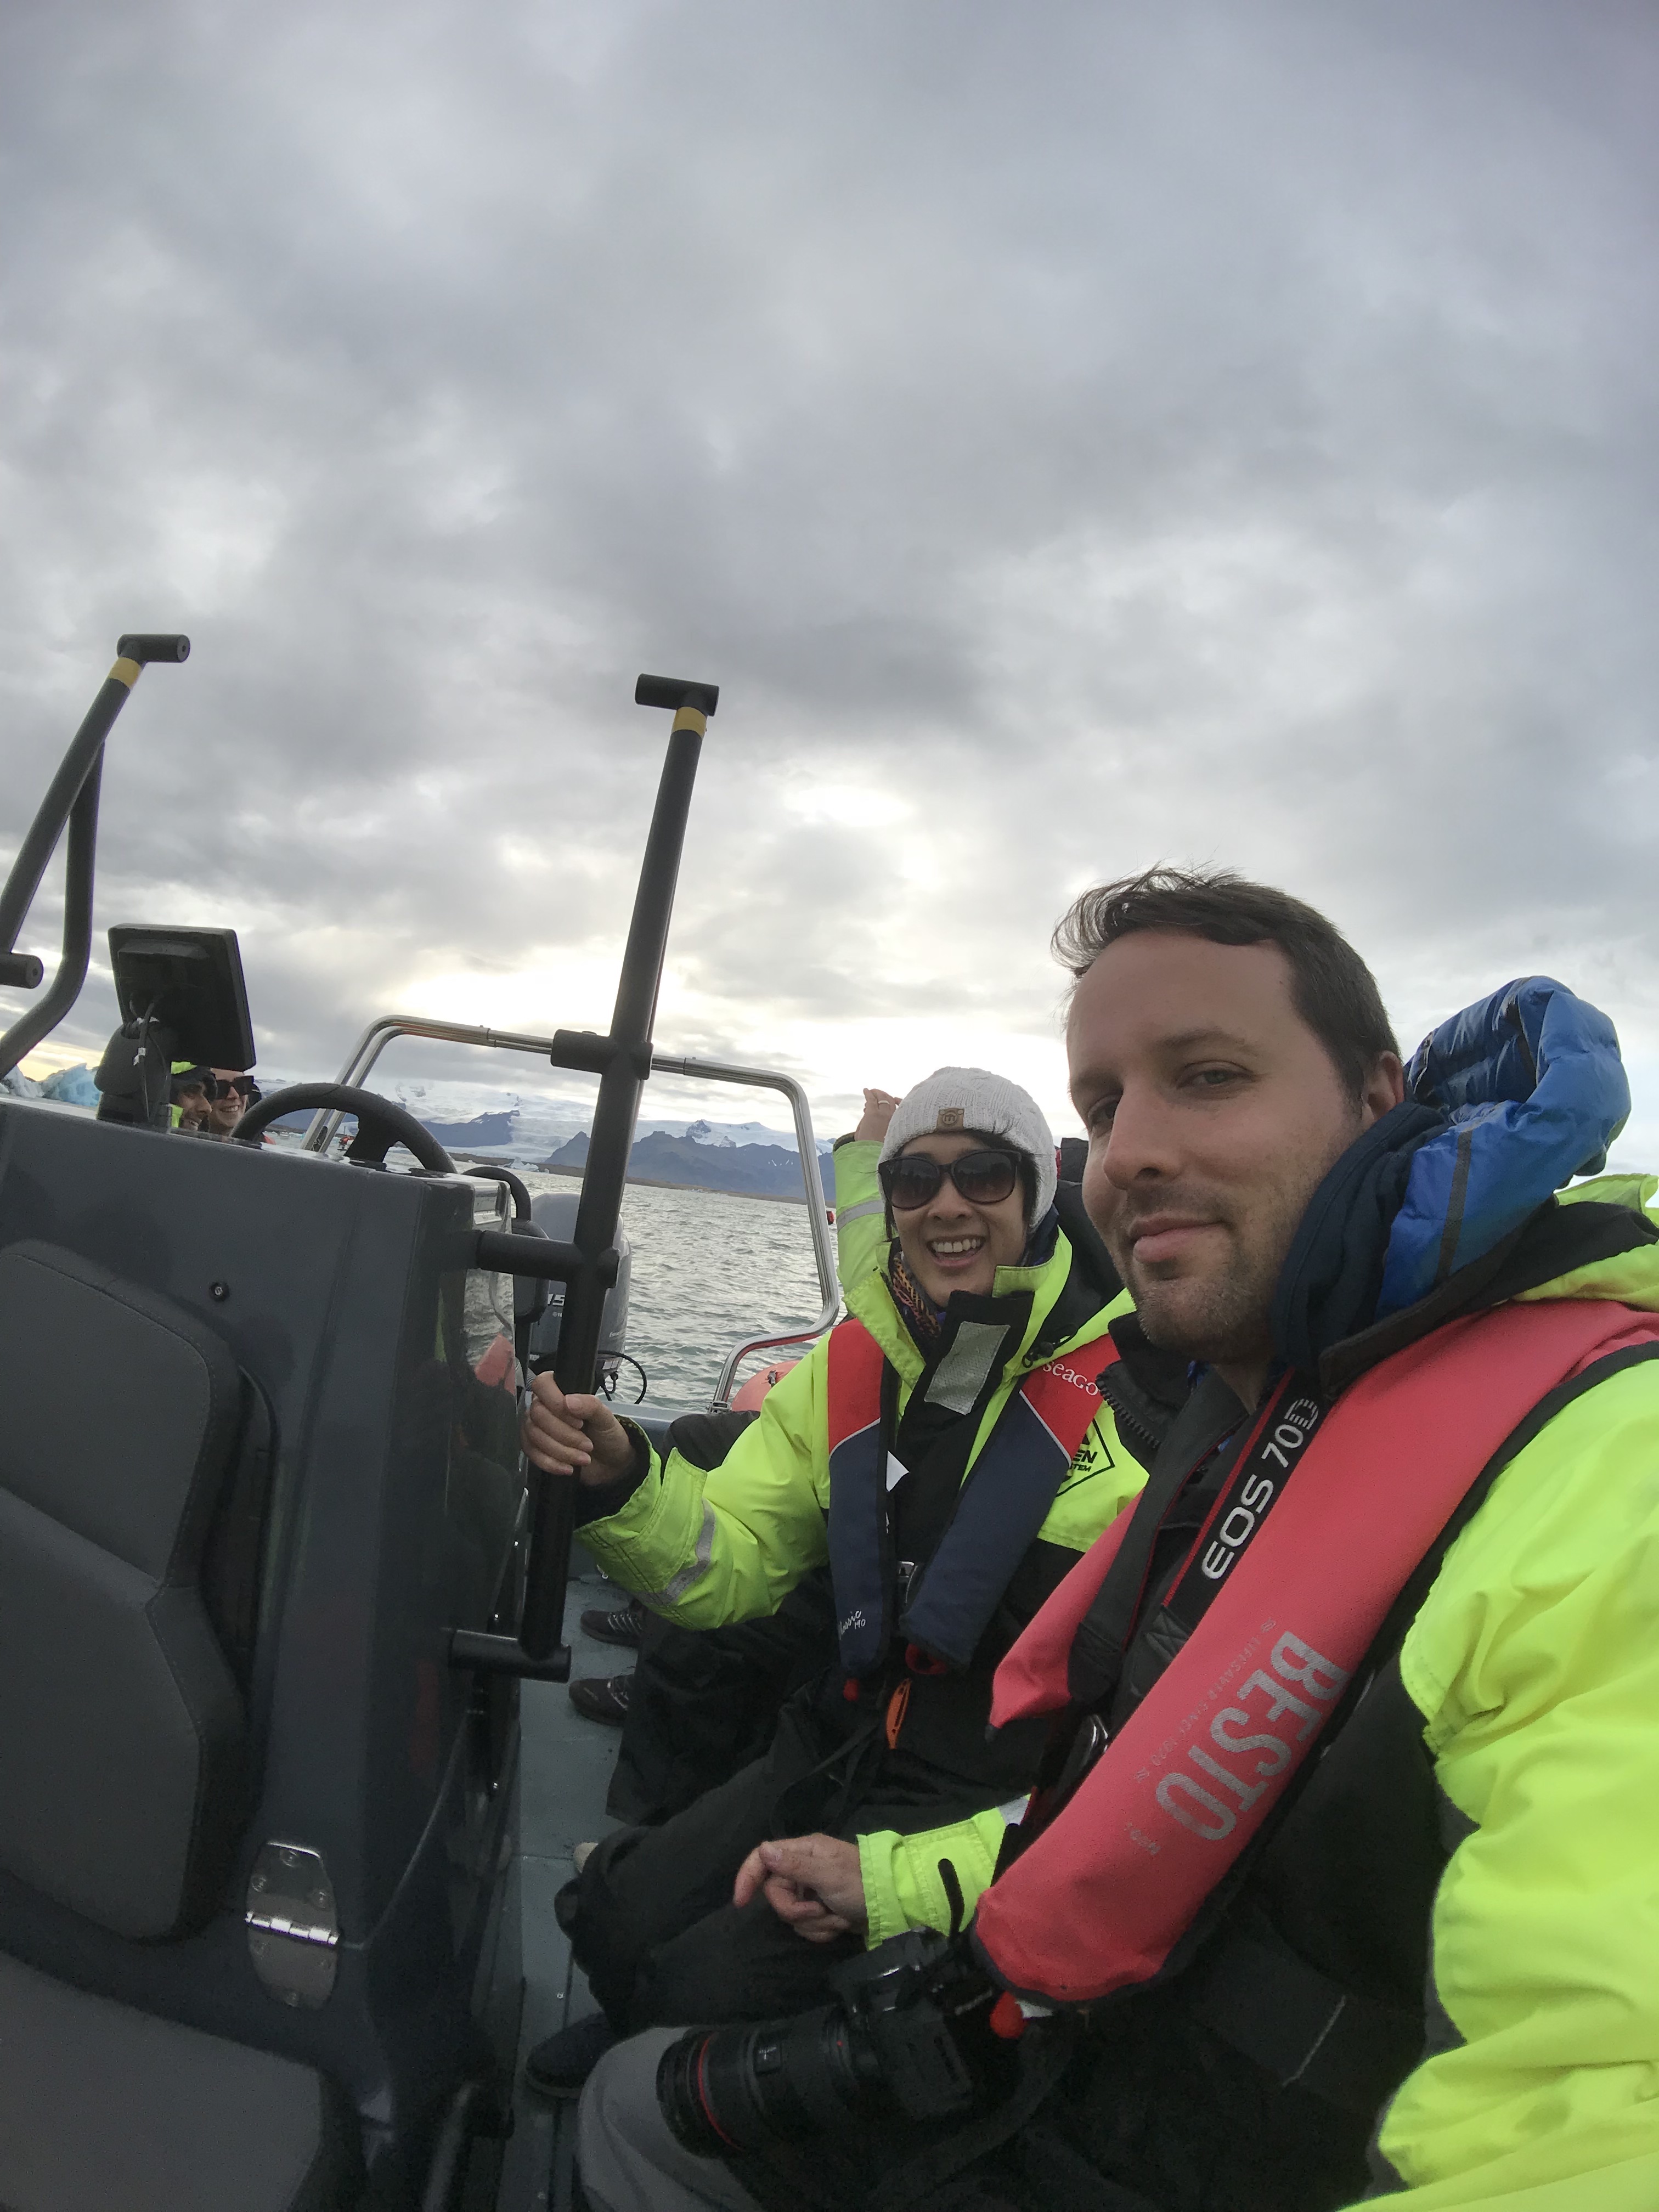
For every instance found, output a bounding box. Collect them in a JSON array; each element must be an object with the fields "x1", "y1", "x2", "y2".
[{"x1": 658, "y1": 1929, "x2": 1013, "y2": 2158}]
